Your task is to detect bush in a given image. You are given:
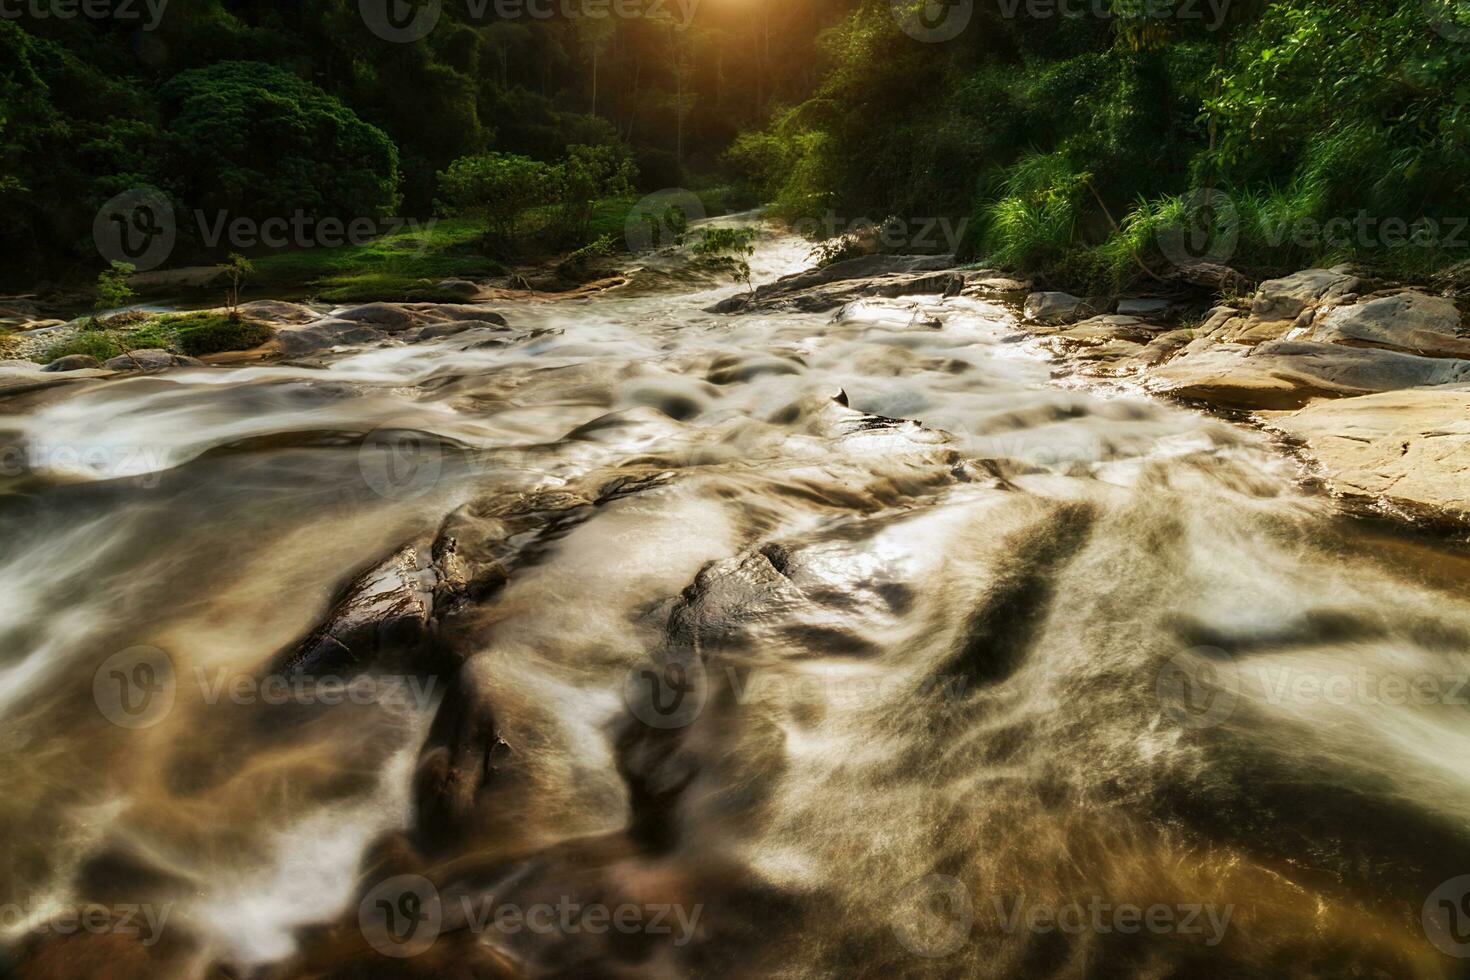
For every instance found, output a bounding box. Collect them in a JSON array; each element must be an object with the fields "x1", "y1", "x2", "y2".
[
  {"x1": 159, "y1": 62, "x2": 401, "y2": 226},
  {"x1": 166, "y1": 312, "x2": 271, "y2": 356}
]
